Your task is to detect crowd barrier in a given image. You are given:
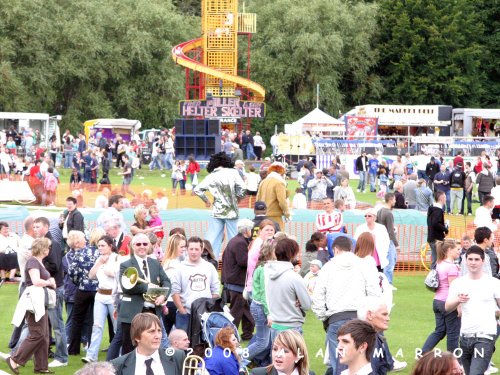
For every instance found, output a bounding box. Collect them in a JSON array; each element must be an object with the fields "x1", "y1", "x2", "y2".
[{"x1": 0, "y1": 206, "x2": 491, "y2": 273}]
